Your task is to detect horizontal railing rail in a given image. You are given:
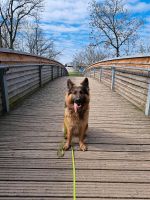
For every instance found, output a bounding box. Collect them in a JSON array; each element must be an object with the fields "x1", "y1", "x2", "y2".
[
  {"x1": 0, "y1": 63, "x2": 66, "y2": 68},
  {"x1": 0, "y1": 48, "x2": 64, "y2": 66},
  {"x1": 0, "y1": 50, "x2": 68, "y2": 114},
  {"x1": 85, "y1": 55, "x2": 150, "y2": 116},
  {"x1": 88, "y1": 54, "x2": 150, "y2": 68}
]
